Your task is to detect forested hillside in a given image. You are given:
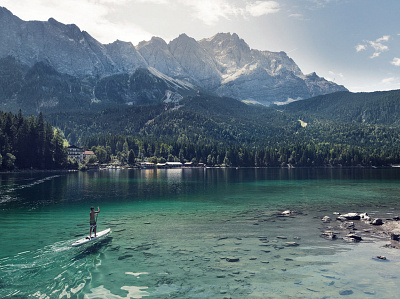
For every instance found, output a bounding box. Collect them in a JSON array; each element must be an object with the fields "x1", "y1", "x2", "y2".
[
  {"x1": 282, "y1": 90, "x2": 400, "y2": 126},
  {"x1": 44, "y1": 91, "x2": 400, "y2": 168},
  {"x1": 0, "y1": 111, "x2": 67, "y2": 170},
  {"x1": 0, "y1": 56, "x2": 196, "y2": 115}
]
